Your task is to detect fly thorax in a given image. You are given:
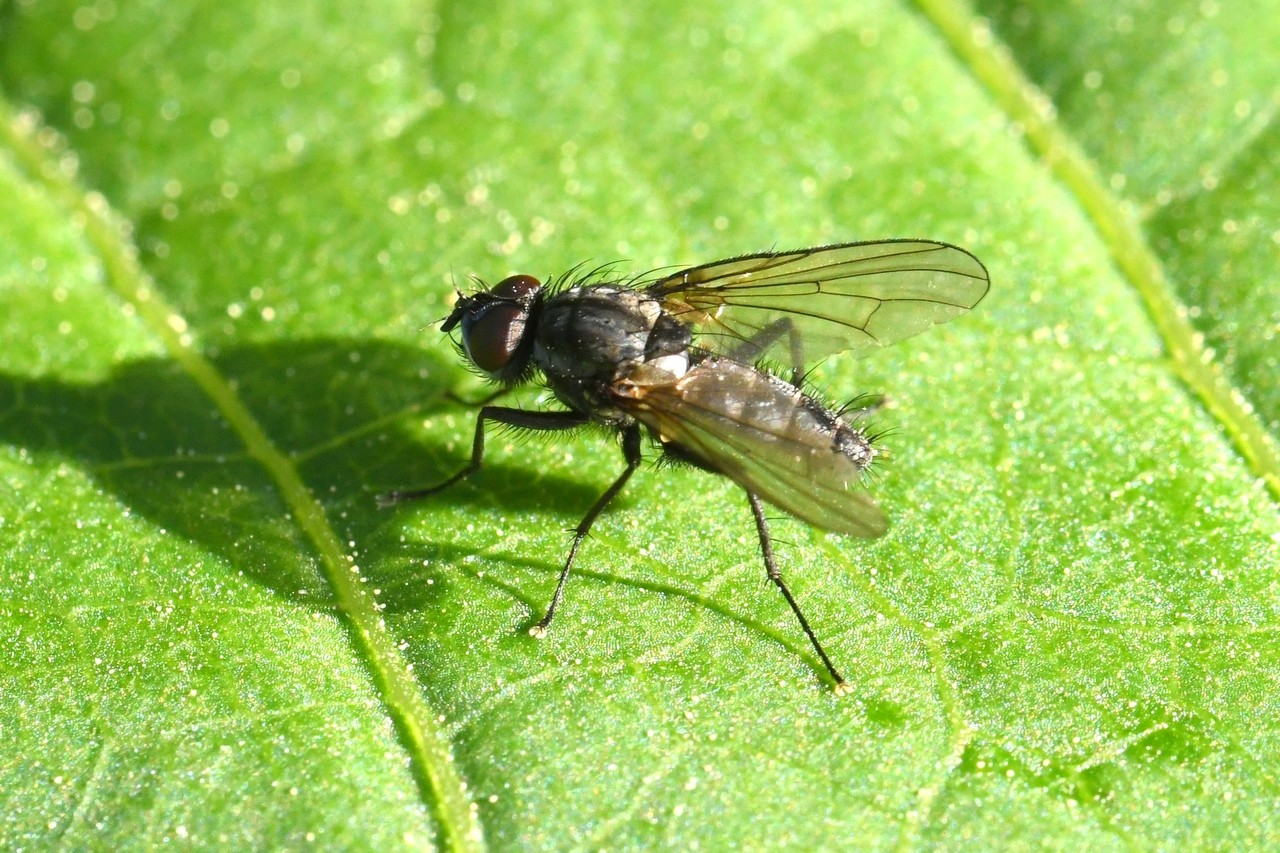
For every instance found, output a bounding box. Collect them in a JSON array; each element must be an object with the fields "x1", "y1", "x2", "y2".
[
  {"x1": 533, "y1": 285, "x2": 666, "y2": 423},
  {"x1": 535, "y1": 288, "x2": 650, "y2": 373},
  {"x1": 642, "y1": 309, "x2": 693, "y2": 380},
  {"x1": 644, "y1": 352, "x2": 690, "y2": 379}
]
